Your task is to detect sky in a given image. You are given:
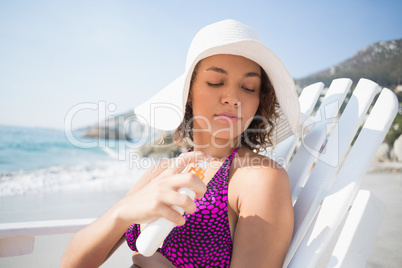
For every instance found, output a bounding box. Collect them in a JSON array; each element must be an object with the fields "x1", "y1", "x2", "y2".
[{"x1": 1, "y1": 0, "x2": 401, "y2": 130}]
